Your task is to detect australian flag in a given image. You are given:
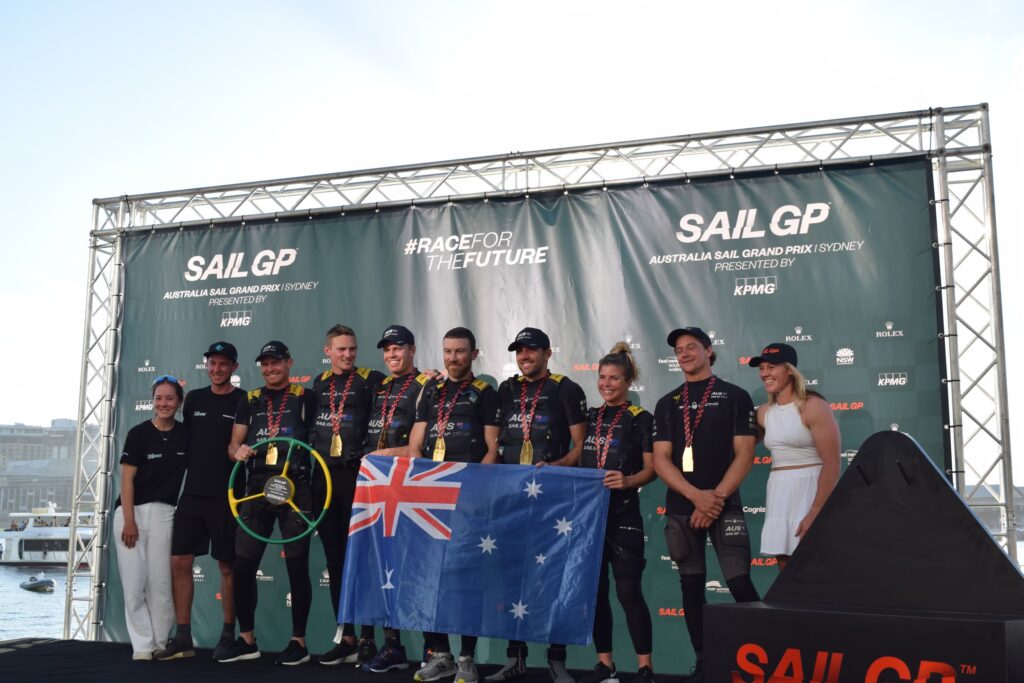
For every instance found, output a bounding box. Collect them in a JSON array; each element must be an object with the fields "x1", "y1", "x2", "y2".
[{"x1": 338, "y1": 455, "x2": 610, "y2": 645}]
